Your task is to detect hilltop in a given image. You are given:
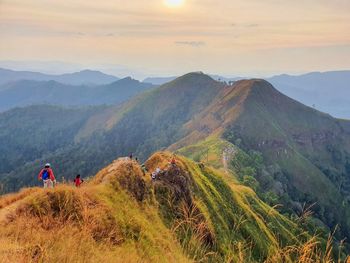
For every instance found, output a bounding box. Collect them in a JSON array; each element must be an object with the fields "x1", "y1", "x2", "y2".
[{"x1": 0, "y1": 152, "x2": 339, "y2": 262}]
